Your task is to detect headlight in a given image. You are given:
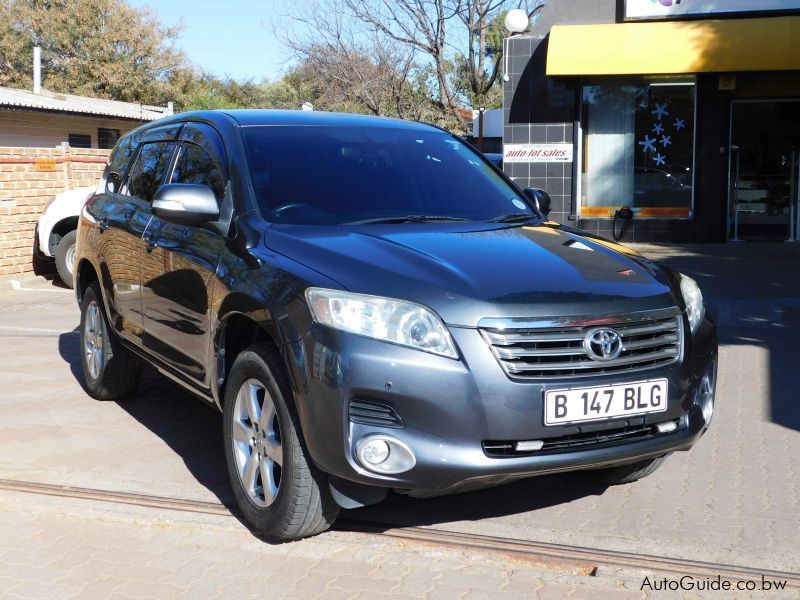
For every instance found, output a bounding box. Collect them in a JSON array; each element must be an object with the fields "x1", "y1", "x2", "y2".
[
  {"x1": 305, "y1": 288, "x2": 458, "y2": 358},
  {"x1": 679, "y1": 274, "x2": 705, "y2": 334}
]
